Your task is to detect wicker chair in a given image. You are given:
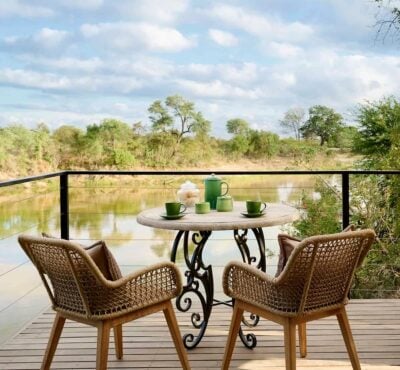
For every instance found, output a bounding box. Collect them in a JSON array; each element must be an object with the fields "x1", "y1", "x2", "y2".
[
  {"x1": 221, "y1": 229, "x2": 375, "y2": 370},
  {"x1": 18, "y1": 235, "x2": 190, "y2": 370}
]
